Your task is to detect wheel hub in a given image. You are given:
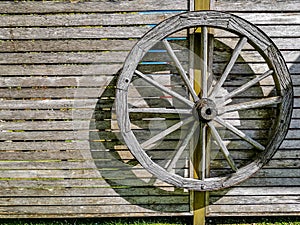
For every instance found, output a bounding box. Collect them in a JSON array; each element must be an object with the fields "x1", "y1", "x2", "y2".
[{"x1": 193, "y1": 98, "x2": 217, "y2": 122}]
